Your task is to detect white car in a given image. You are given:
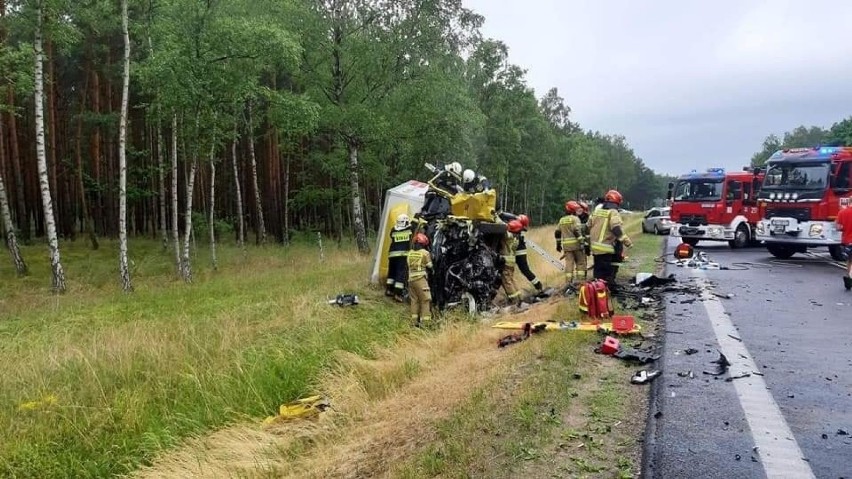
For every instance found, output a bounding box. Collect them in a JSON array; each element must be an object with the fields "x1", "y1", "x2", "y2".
[{"x1": 642, "y1": 207, "x2": 672, "y2": 235}]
